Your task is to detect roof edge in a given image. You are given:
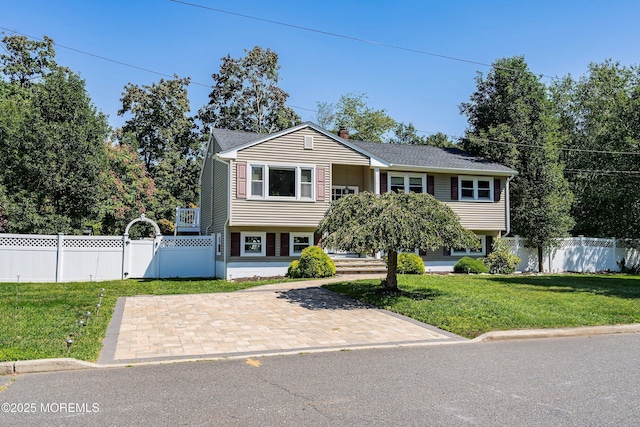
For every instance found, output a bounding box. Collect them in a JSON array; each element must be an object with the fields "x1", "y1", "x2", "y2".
[{"x1": 217, "y1": 122, "x2": 391, "y2": 167}]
